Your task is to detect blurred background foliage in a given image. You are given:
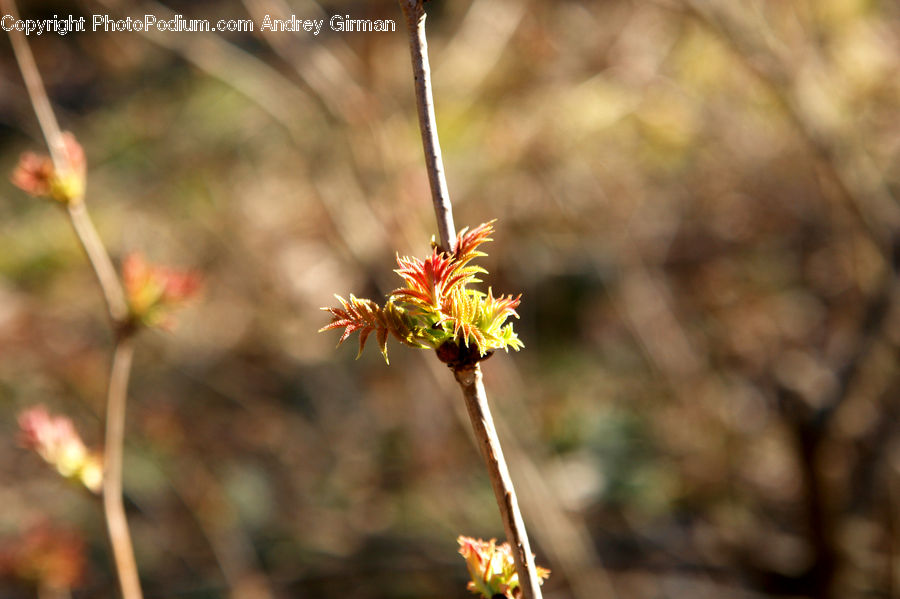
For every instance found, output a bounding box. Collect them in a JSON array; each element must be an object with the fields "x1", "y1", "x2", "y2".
[{"x1": 1, "y1": 0, "x2": 899, "y2": 597}]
